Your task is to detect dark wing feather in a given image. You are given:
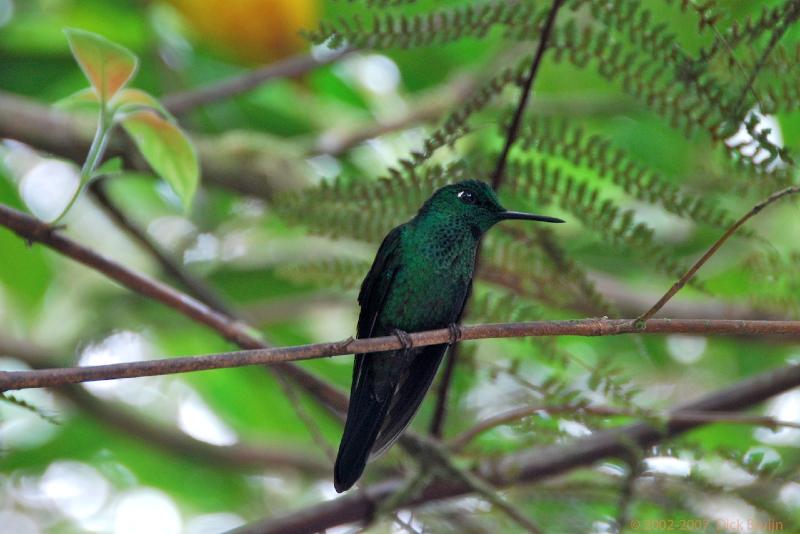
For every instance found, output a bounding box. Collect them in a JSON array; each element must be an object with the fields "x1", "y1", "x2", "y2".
[
  {"x1": 371, "y1": 276, "x2": 473, "y2": 456},
  {"x1": 334, "y1": 225, "x2": 404, "y2": 492},
  {"x1": 370, "y1": 343, "x2": 448, "y2": 456}
]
